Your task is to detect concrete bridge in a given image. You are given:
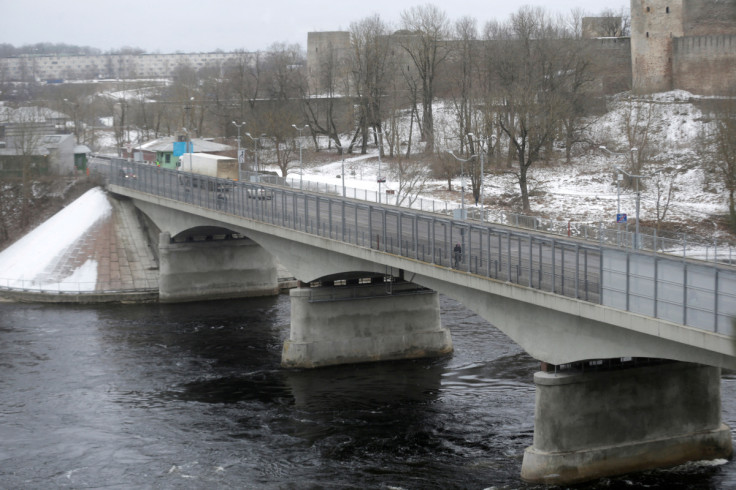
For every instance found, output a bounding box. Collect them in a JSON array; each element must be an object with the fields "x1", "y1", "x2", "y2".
[{"x1": 105, "y1": 159, "x2": 736, "y2": 485}]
